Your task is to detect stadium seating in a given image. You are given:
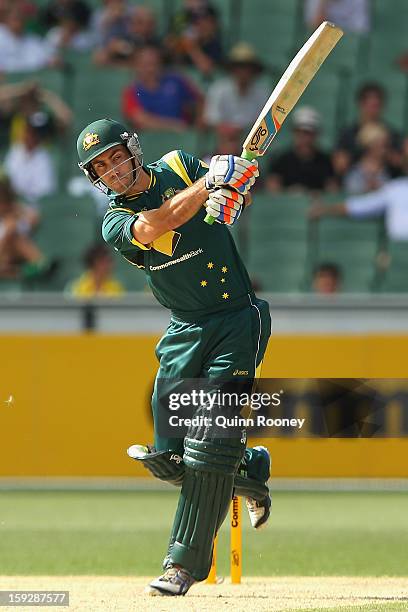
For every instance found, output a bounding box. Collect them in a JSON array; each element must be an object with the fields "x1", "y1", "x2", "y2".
[
  {"x1": 140, "y1": 130, "x2": 200, "y2": 165},
  {"x1": 35, "y1": 193, "x2": 148, "y2": 292},
  {"x1": 71, "y1": 59, "x2": 131, "y2": 135},
  {"x1": 114, "y1": 257, "x2": 150, "y2": 292},
  {"x1": 2, "y1": 1, "x2": 408, "y2": 294},
  {"x1": 324, "y1": 32, "x2": 368, "y2": 74},
  {"x1": 34, "y1": 193, "x2": 99, "y2": 291},
  {"x1": 238, "y1": 0, "x2": 300, "y2": 71},
  {"x1": 313, "y1": 216, "x2": 381, "y2": 292},
  {"x1": 5, "y1": 68, "x2": 66, "y2": 97},
  {"x1": 295, "y1": 71, "x2": 343, "y2": 150},
  {"x1": 247, "y1": 193, "x2": 311, "y2": 292},
  {"x1": 0, "y1": 279, "x2": 23, "y2": 293},
  {"x1": 369, "y1": 0, "x2": 408, "y2": 69},
  {"x1": 379, "y1": 241, "x2": 408, "y2": 292}
]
